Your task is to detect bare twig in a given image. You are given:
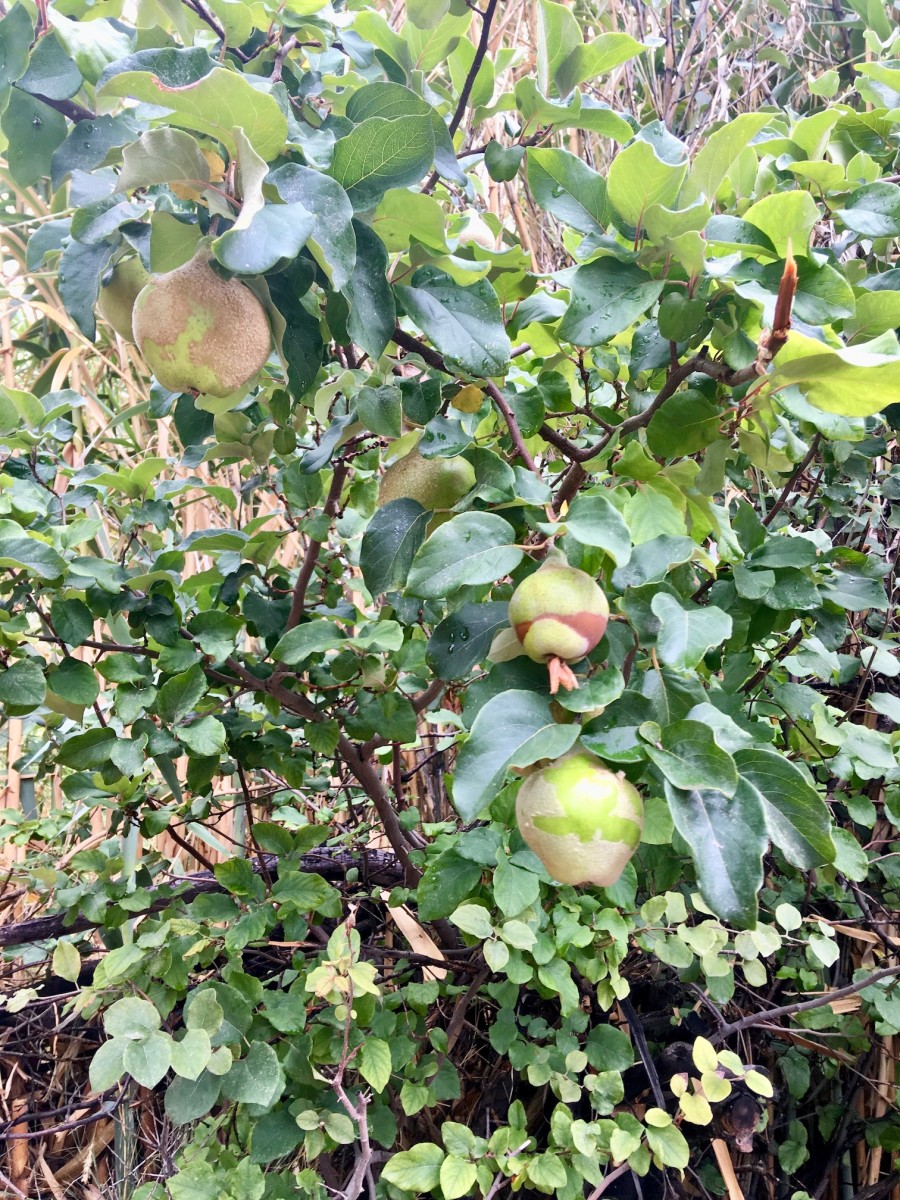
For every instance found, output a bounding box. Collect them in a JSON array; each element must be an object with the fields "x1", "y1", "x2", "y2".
[
  {"x1": 712, "y1": 964, "x2": 900, "y2": 1043},
  {"x1": 449, "y1": 0, "x2": 498, "y2": 135},
  {"x1": 285, "y1": 459, "x2": 349, "y2": 630},
  {"x1": 483, "y1": 379, "x2": 541, "y2": 477}
]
